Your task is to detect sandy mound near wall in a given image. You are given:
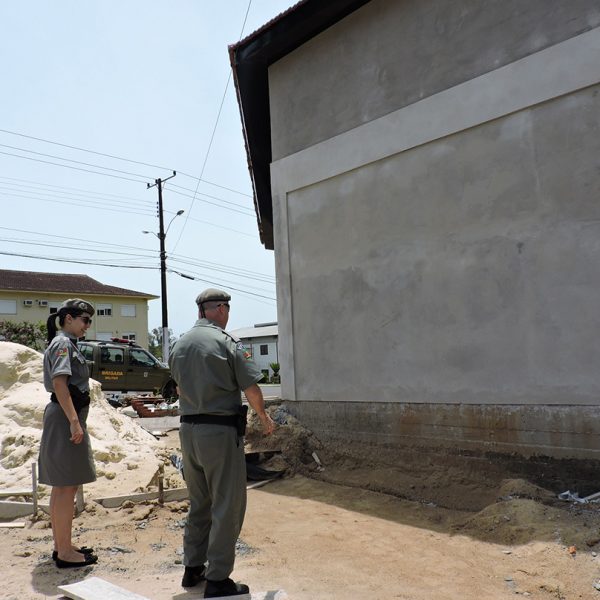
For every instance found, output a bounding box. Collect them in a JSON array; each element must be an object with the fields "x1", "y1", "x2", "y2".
[{"x1": 0, "y1": 341, "x2": 160, "y2": 500}]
